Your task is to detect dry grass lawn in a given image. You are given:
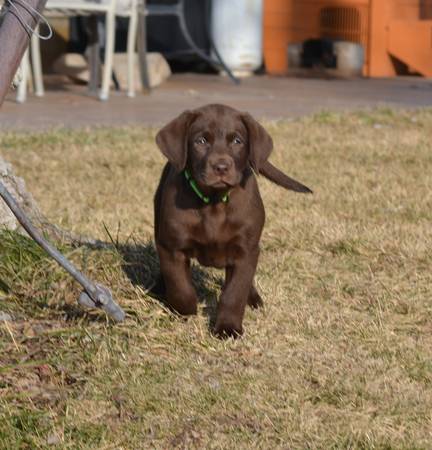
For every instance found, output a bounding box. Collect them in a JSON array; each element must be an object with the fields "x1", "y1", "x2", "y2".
[{"x1": 0, "y1": 108, "x2": 431, "y2": 449}]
